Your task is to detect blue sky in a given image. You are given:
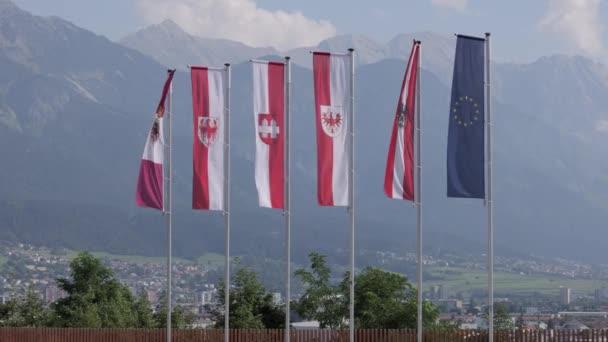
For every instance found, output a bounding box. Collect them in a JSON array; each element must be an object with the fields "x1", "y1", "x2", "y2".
[{"x1": 12, "y1": 0, "x2": 608, "y2": 63}]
